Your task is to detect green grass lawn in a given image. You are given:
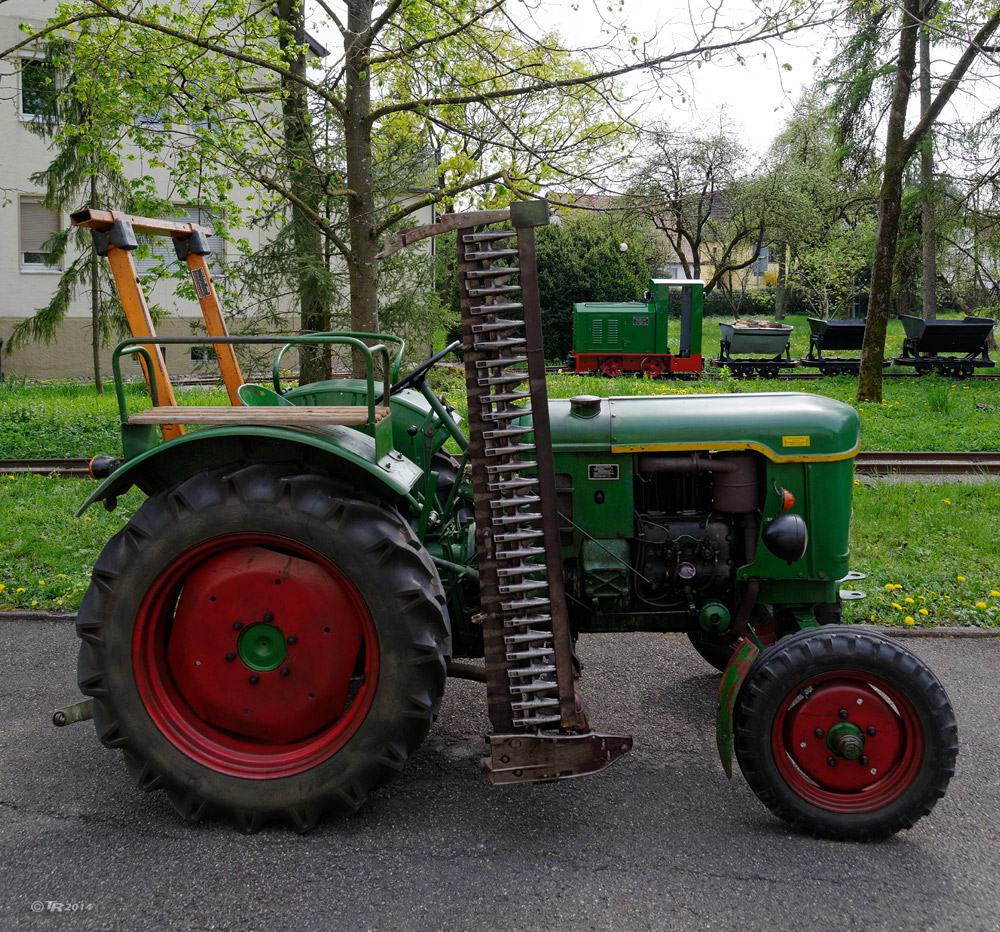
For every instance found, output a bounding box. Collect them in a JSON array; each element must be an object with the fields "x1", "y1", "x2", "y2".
[{"x1": 1, "y1": 357, "x2": 999, "y2": 624}]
